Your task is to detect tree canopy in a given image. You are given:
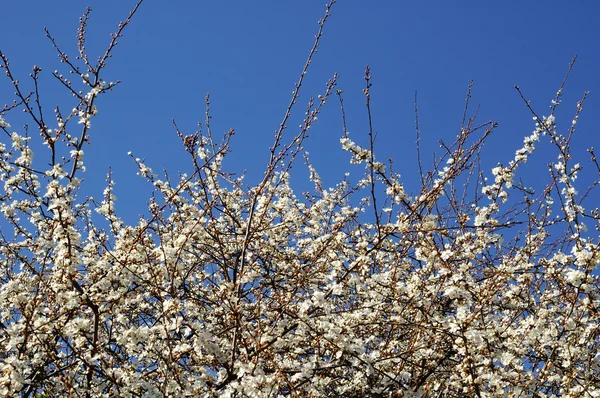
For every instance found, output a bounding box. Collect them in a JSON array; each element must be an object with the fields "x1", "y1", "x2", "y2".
[{"x1": 1, "y1": 1, "x2": 599, "y2": 396}]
